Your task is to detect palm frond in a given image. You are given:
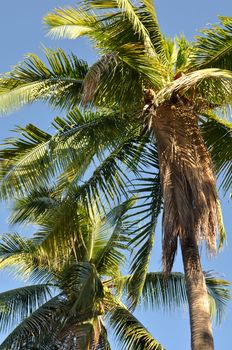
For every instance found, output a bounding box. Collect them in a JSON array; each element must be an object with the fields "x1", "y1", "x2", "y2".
[
  {"x1": 0, "y1": 233, "x2": 53, "y2": 283},
  {"x1": 126, "y1": 147, "x2": 162, "y2": 308},
  {"x1": 205, "y1": 271, "x2": 231, "y2": 324},
  {"x1": 44, "y1": 6, "x2": 99, "y2": 40},
  {"x1": 112, "y1": 271, "x2": 231, "y2": 324},
  {"x1": 0, "y1": 48, "x2": 88, "y2": 114},
  {"x1": 175, "y1": 36, "x2": 191, "y2": 72},
  {"x1": 156, "y1": 68, "x2": 232, "y2": 106},
  {"x1": 201, "y1": 112, "x2": 232, "y2": 195},
  {"x1": 141, "y1": 271, "x2": 230, "y2": 324},
  {"x1": 107, "y1": 296, "x2": 164, "y2": 350},
  {"x1": 9, "y1": 186, "x2": 59, "y2": 225},
  {"x1": 60, "y1": 262, "x2": 104, "y2": 314},
  {"x1": 0, "y1": 109, "x2": 130, "y2": 199},
  {"x1": 44, "y1": 4, "x2": 167, "y2": 96},
  {"x1": 190, "y1": 16, "x2": 232, "y2": 70},
  {"x1": 93, "y1": 198, "x2": 136, "y2": 277},
  {"x1": 0, "y1": 284, "x2": 52, "y2": 334},
  {"x1": 0, "y1": 295, "x2": 64, "y2": 350}
]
